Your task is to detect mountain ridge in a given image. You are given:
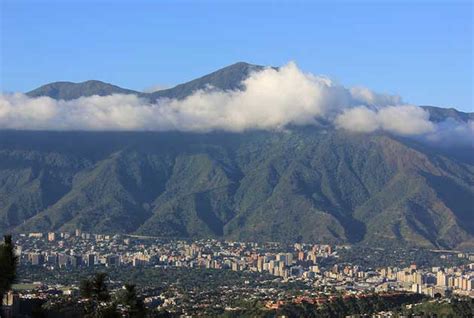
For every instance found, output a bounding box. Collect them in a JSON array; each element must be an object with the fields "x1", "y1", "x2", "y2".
[
  {"x1": 26, "y1": 80, "x2": 141, "y2": 100},
  {"x1": 3, "y1": 63, "x2": 472, "y2": 249},
  {"x1": 25, "y1": 62, "x2": 266, "y2": 101},
  {"x1": 24, "y1": 62, "x2": 473, "y2": 122}
]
